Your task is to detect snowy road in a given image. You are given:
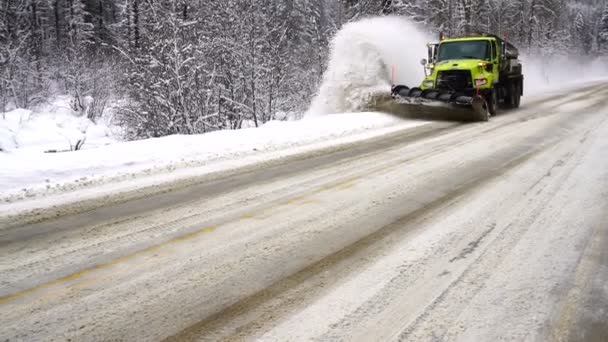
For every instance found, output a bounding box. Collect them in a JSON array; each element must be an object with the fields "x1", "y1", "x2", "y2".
[{"x1": 1, "y1": 84, "x2": 608, "y2": 341}]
